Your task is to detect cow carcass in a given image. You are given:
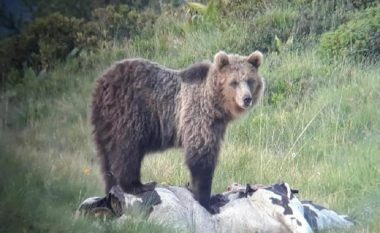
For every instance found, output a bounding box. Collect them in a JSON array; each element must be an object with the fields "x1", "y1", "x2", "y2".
[{"x1": 77, "y1": 183, "x2": 353, "y2": 233}]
